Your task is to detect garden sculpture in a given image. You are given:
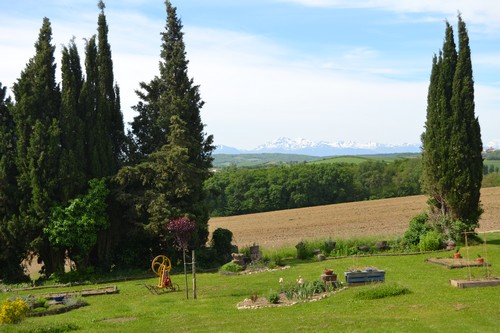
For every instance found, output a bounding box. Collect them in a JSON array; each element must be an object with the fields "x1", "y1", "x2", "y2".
[{"x1": 144, "y1": 255, "x2": 179, "y2": 294}]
